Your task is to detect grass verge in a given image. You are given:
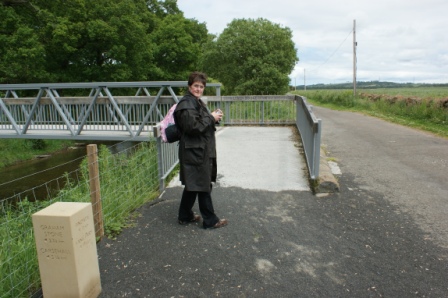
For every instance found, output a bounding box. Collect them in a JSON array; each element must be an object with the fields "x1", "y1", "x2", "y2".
[{"x1": 292, "y1": 89, "x2": 448, "y2": 138}]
